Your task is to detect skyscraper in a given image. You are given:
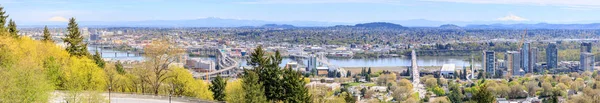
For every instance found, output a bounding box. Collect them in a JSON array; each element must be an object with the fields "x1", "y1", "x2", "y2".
[
  {"x1": 581, "y1": 42, "x2": 592, "y2": 53},
  {"x1": 580, "y1": 52, "x2": 595, "y2": 72},
  {"x1": 482, "y1": 50, "x2": 495, "y2": 78},
  {"x1": 546, "y1": 43, "x2": 558, "y2": 70},
  {"x1": 529, "y1": 48, "x2": 538, "y2": 73},
  {"x1": 521, "y1": 43, "x2": 530, "y2": 73},
  {"x1": 507, "y1": 51, "x2": 522, "y2": 76},
  {"x1": 580, "y1": 42, "x2": 594, "y2": 72}
]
